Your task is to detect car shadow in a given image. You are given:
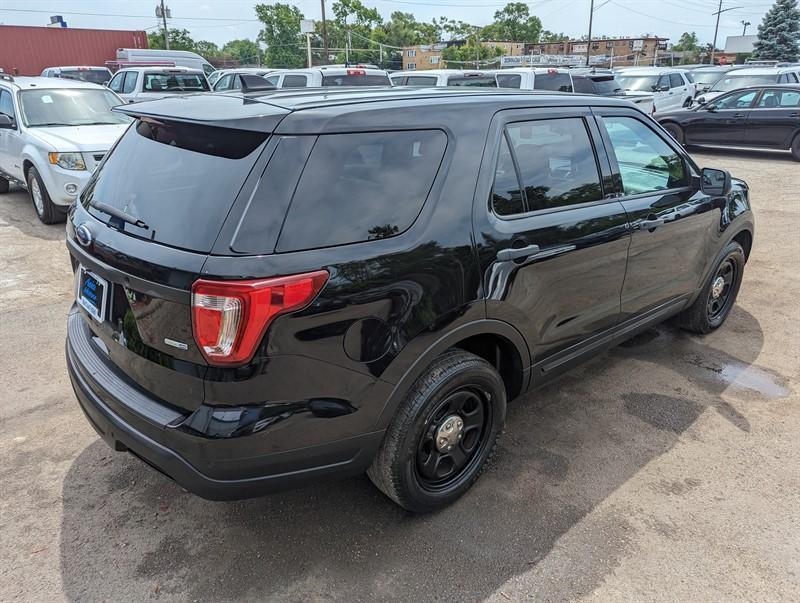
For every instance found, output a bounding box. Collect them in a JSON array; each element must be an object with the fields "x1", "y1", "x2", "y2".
[
  {"x1": 0, "y1": 186, "x2": 67, "y2": 241},
  {"x1": 59, "y1": 307, "x2": 786, "y2": 601}
]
